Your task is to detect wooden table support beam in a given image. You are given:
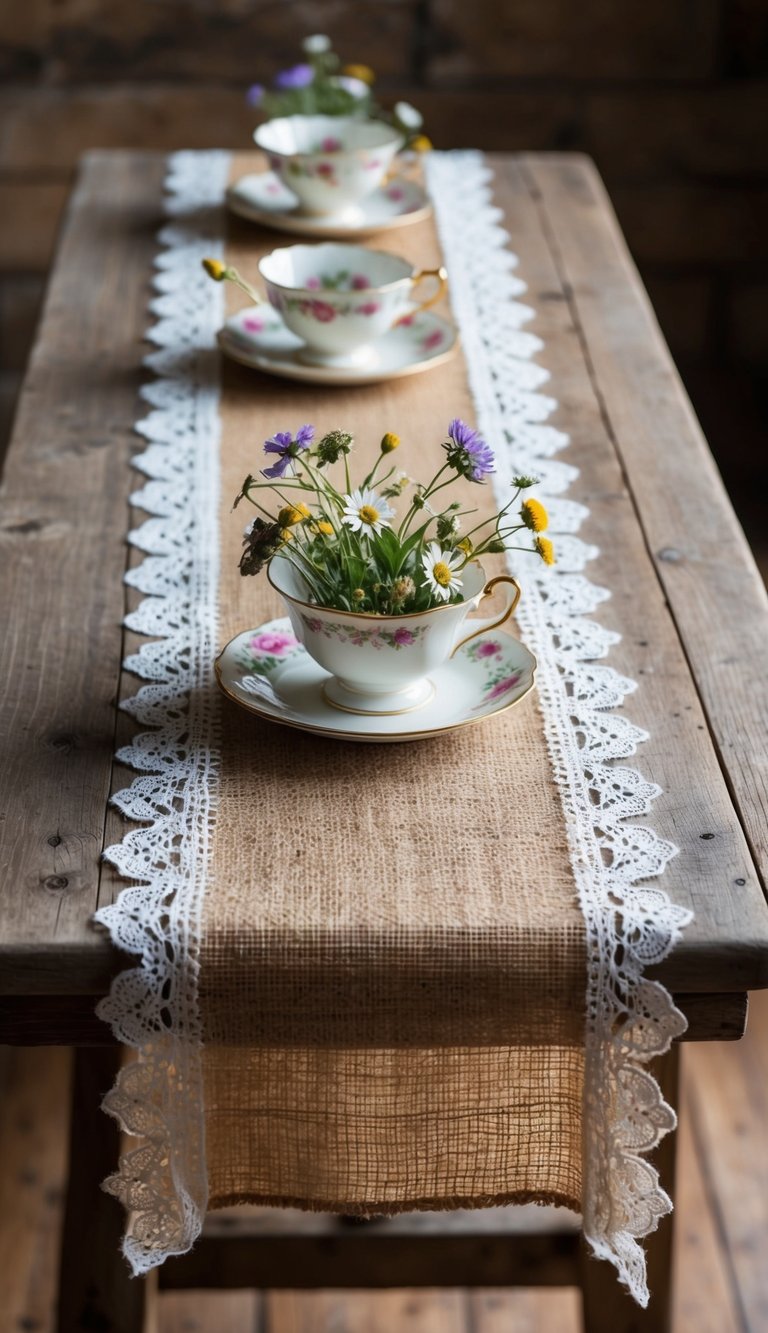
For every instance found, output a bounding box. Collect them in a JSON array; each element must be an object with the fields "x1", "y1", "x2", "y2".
[{"x1": 0, "y1": 990, "x2": 748, "y2": 1046}]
